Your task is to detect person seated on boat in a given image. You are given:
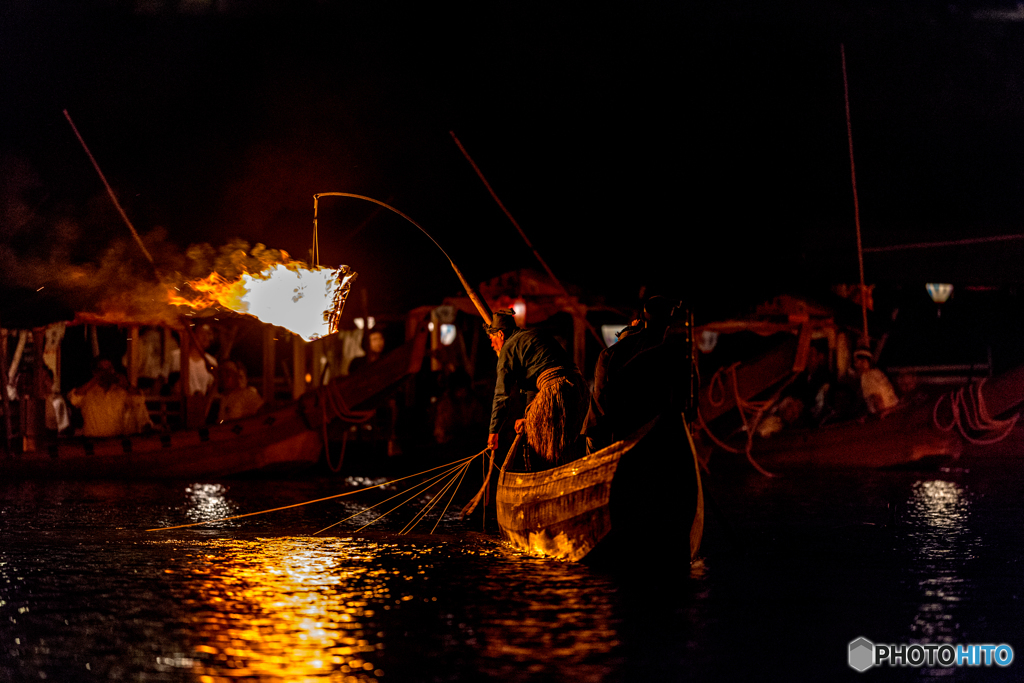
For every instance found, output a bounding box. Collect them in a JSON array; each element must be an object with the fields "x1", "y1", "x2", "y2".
[
  {"x1": 347, "y1": 328, "x2": 402, "y2": 456},
  {"x1": 853, "y1": 347, "x2": 899, "y2": 415},
  {"x1": 348, "y1": 329, "x2": 386, "y2": 375},
  {"x1": 122, "y1": 326, "x2": 165, "y2": 394},
  {"x1": 41, "y1": 366, "x2": 71, "y2": 435},
  {"x1": 791, "y1": 340, "x2": 833, "y2": 427},
  {"x1": 162, "y1": 324, "x2": 218, "y2": 397},
  {"x1": 896, "y1": 369, "x2": 928, "y2": 405},
  {"x1": 485, "y1": 309, "x2": 588, "y2": 466},
  {"x1": 67, "y1": 358, "x2": 133, "y2": 438},
  {"x1": 585, "y1": 296, "x2": 680, "y2": 451},
  {"x1": 217, "y1": 360, "x2": 264, "y2": 422},
  {"x1": 433, "y1": 367, "x2": 487, "y2": 449}
]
